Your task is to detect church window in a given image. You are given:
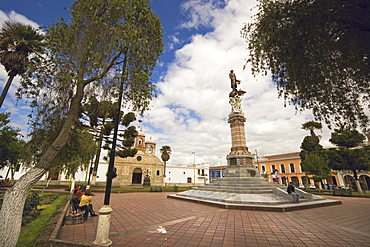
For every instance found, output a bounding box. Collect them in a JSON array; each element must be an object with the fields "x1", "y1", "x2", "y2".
[
  {"x1": 148, "y1": 146, "x2": 153, "y2": 153},
  {"x1": 138, "y1": 139, "x2": 143, "y2": 145},
  {"x1": 156, "y1": 170, "x2": 160, "y2": 175}
]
